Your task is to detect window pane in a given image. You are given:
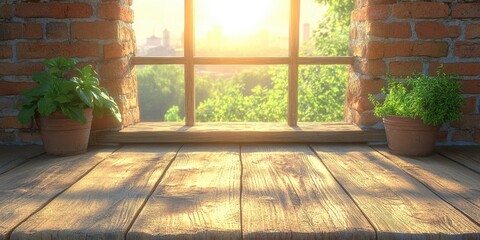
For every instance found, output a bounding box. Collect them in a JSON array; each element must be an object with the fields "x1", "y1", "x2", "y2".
[
  {"x1": 298, "y1": 65, "x2": 347, "y2": 122},
  {"x1": 195, "y1": 0, "x2": 289, "y2": 57},
  {"x1": 132, "y1": 0, "x2": 184, "y2": 57},
  {"x1": 195, "y1": 65, "x2": 287, "y2": 122},
  {"x1": 299, "y1": 0, "x2": 348, "y2": 57},
  {"x1": 137, "y1": 65, "x2": 185, "y2": 122}
]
